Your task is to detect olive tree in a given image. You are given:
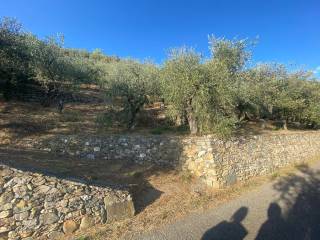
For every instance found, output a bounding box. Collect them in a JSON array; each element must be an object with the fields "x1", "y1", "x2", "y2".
[
  {"x1": 104, "y1": 60, "x2": 159, "y2": 129},
  {"x1": 0, "y1": 17, "x2": 34, "y2": 99},
  {"x1": 31, "y1": 36, "x2": 97, "y2": 106},
  {"x1": 161, "y1": 37, "x2": 252, "y2": 136},
  {"x1": 241, "y1": 64, "x2": 320, "y2": 129},
  {"x1": 161, "y1": 48, "x2": 204, "y2": 134},
  {"x1": 273, "y1": 72, "x2": 319, "y2": 129},
  {"x1": 209, "y1": 36, "x2": 257, "y2": 123},
  {"x1": 305, "y1": 80, "x2": 320, "y2": 127},
  {"x1": 161, "y1": 47, "x2": 238, "y2": 136},
  {"x1": 209, "y1": 36, "x2": 252, "y2": 74},
  {"x1": 239, "y1": 64, "x2": 287, "y2": 120}
]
